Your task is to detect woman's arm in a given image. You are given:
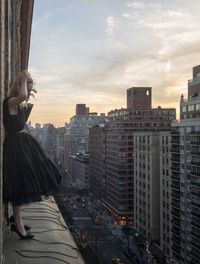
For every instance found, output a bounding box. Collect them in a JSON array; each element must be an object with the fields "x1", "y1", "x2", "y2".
[{"x1": 8, "y1": 72, "x2": 28, "y2": 109}]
